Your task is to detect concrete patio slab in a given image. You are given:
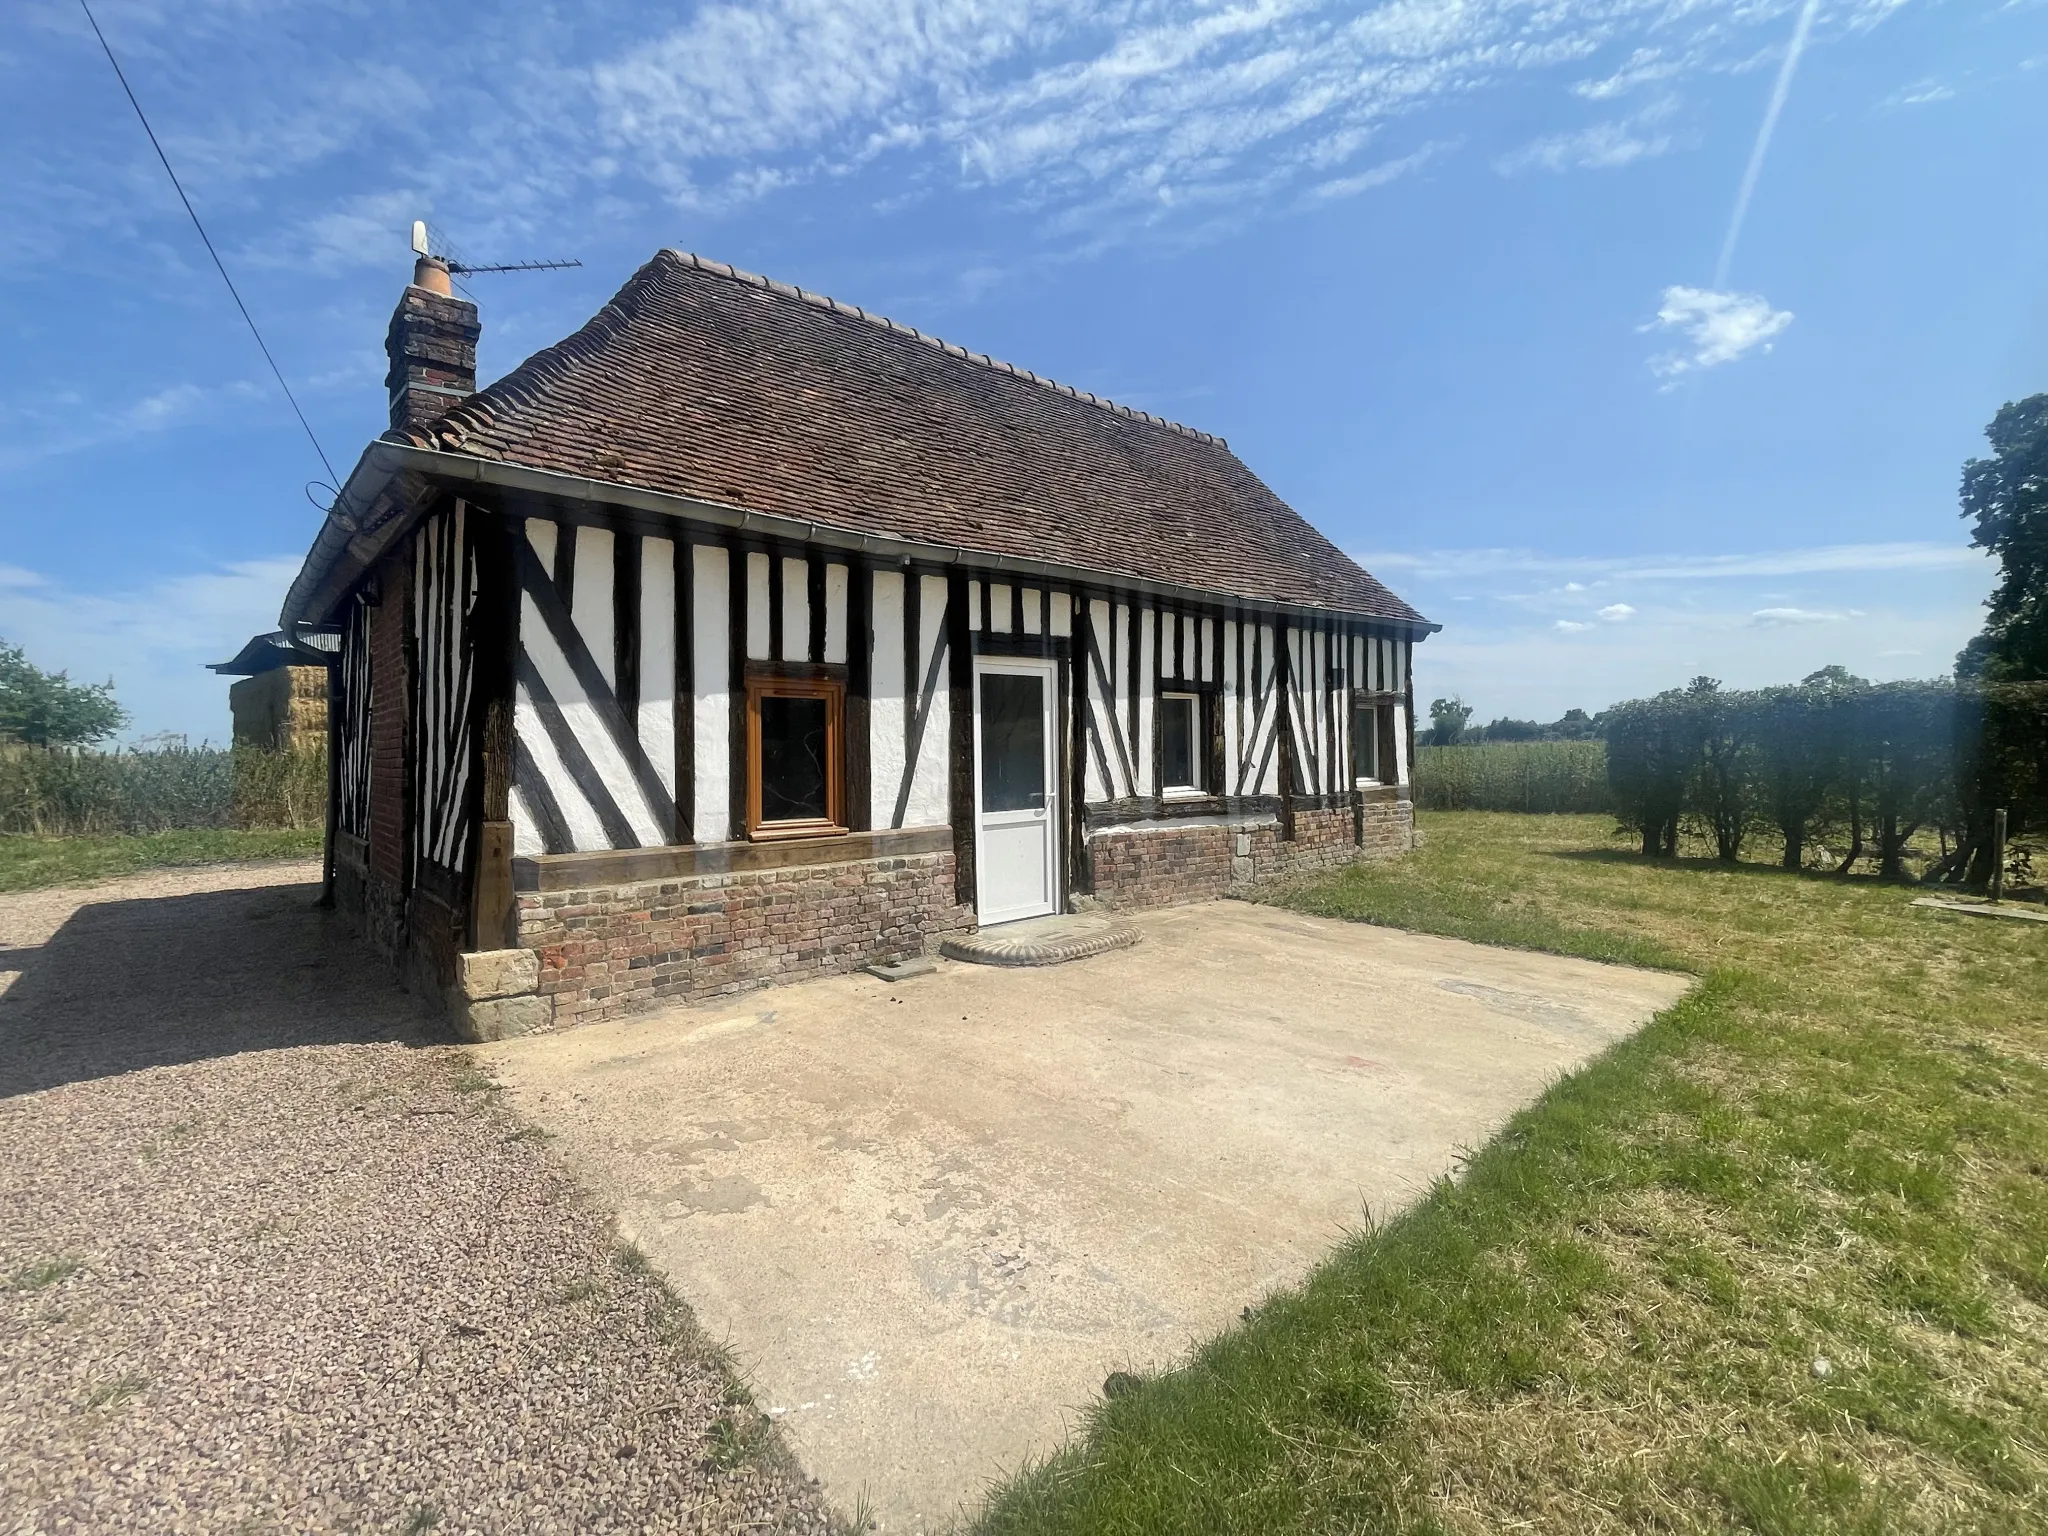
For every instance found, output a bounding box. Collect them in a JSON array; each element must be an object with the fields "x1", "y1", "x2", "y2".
[{"x1": 478, "y1": 902, "x2": 1692, "y2": 1531}]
